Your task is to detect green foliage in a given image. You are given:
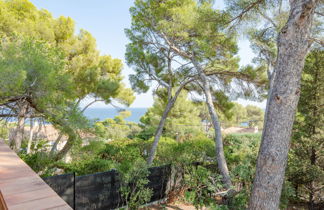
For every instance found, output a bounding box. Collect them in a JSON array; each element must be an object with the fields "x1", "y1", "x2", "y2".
[
  {"x1": 0, "y1": 0, "x2": 134, "y2": 156},
  {"x1": 224, "y1": 133, "x2": 261, "y2": 209},
  {"x1": 0, "y1": 37, "x2": 69, "y2": 104},
  {"x1": 129, "y1": 0, "x2": 266, "y2": 92},
  {"x1": 245, "y1": 105, "x2": 264, "y2": 128},
  {"x1": 139, "y1": 90, "x2": 204, "y2": 140},
  {"x1": 59, "y1": 136, "x2": 217, "y2": 176},
  {"x1": 54, "y1": 140, "x2": 153, "y2": 209},
  {"x1": 220, "y1": 103, "x2": 247, "y2": 127},
  {"x1": 154, "y1": 137, "x2": 215, "y2": 165},
  {"x1": 101, "y1": 139, "x2": 146, "y2": 165},
  {"x1": 279, "y1": 181, "x2": 296, "y2": 210},
  {"x1": 19, "y1": 139, "x2": 56, "y2": 176},
  {"x1": 58, "y1": 140, "x2": 116, "y2": 176},
  {"x1": 0, "y1": 0, "x2": 134, "y2": 106},
  {"x1": 118, "y1": 160, "x2": 153, "y2": 210},
  {"x1": 94, "y1": 111, "x2": 141, "y2": 140},
  {"x1": 222, "y1": 133, "x2": 298, "y2": 209},
  {"x1": 219, "y1": 103, "x2": 264, "y2": 128},
  {"x1": 19, "y1": 130, "x2": 269, "y2": 209},
  {"x1": 20, "y1": 152, "x2": 54, "y2": 176},
  {"x1": 184, "y1": 165, "x2": 223, "y2": 209},
  {"x1": 287, "y1": 49, "x2": 324, "y2": 205},
  {"x1": 225, "y1": 133, "x2": 260, "y2": 176},
  {"x1": 61, "y1": 157, "x2": 115, "y2": 176},
  {"x1": 0, "y1": 122, "x2": 12, "y2": 140}
]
